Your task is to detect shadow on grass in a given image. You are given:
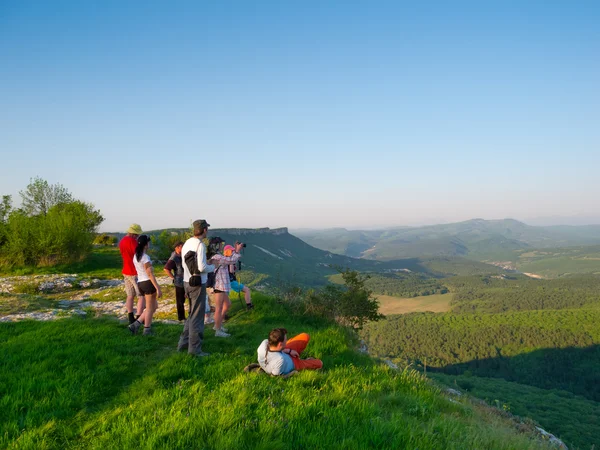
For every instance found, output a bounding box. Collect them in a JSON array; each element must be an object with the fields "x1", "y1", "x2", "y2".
[{"x1": 433, "y1": 344, "x2": 600, "y2": 402}]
